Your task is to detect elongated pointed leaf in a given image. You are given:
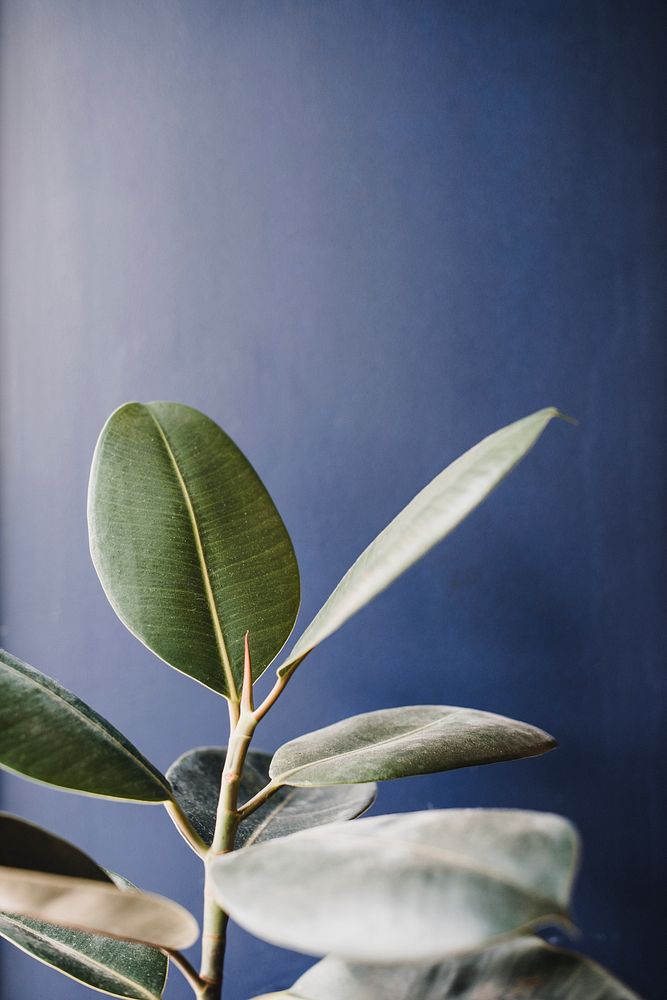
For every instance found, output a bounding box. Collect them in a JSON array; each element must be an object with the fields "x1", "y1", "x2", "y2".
[
  {"x1": 270, "y1": 706, "x2": 556, "y2": 786},
  {"x1": 0, "y1": 877, "x2": 168, "y2": 1000},
  {"x1": 0, "y1": 814, "x2": 197, "y2": 949},
  {"x1": 255, "y1": 938, "x2": 641, "y2": 1000},
  {"x1": 279, "y1": 408, "x2": 567, "y2": 679},
  {"x1": 88, "y1": 402, "x2": 300, "y2": 698},
  {"x1": 211, "y1": 809, "x2": 578, "y2": 962},
  {"x1": 167, "y1": 748, "x2": 375, "y2": 848},
  {"x1": 0, "y1": 649, "x2": 171, "y2": 802}
]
